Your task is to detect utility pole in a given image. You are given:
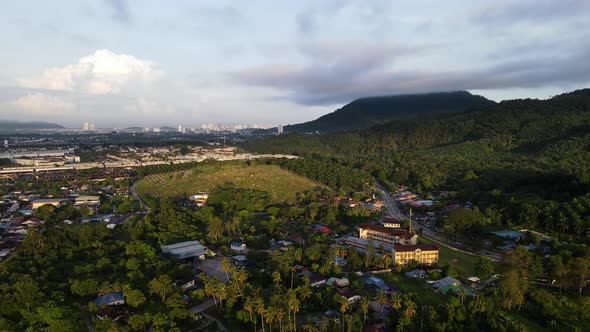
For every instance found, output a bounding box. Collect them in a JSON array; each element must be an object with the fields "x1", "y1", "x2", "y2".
[{"x1": 409, "y1": 208, "x2": 413, "y2": 233}]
